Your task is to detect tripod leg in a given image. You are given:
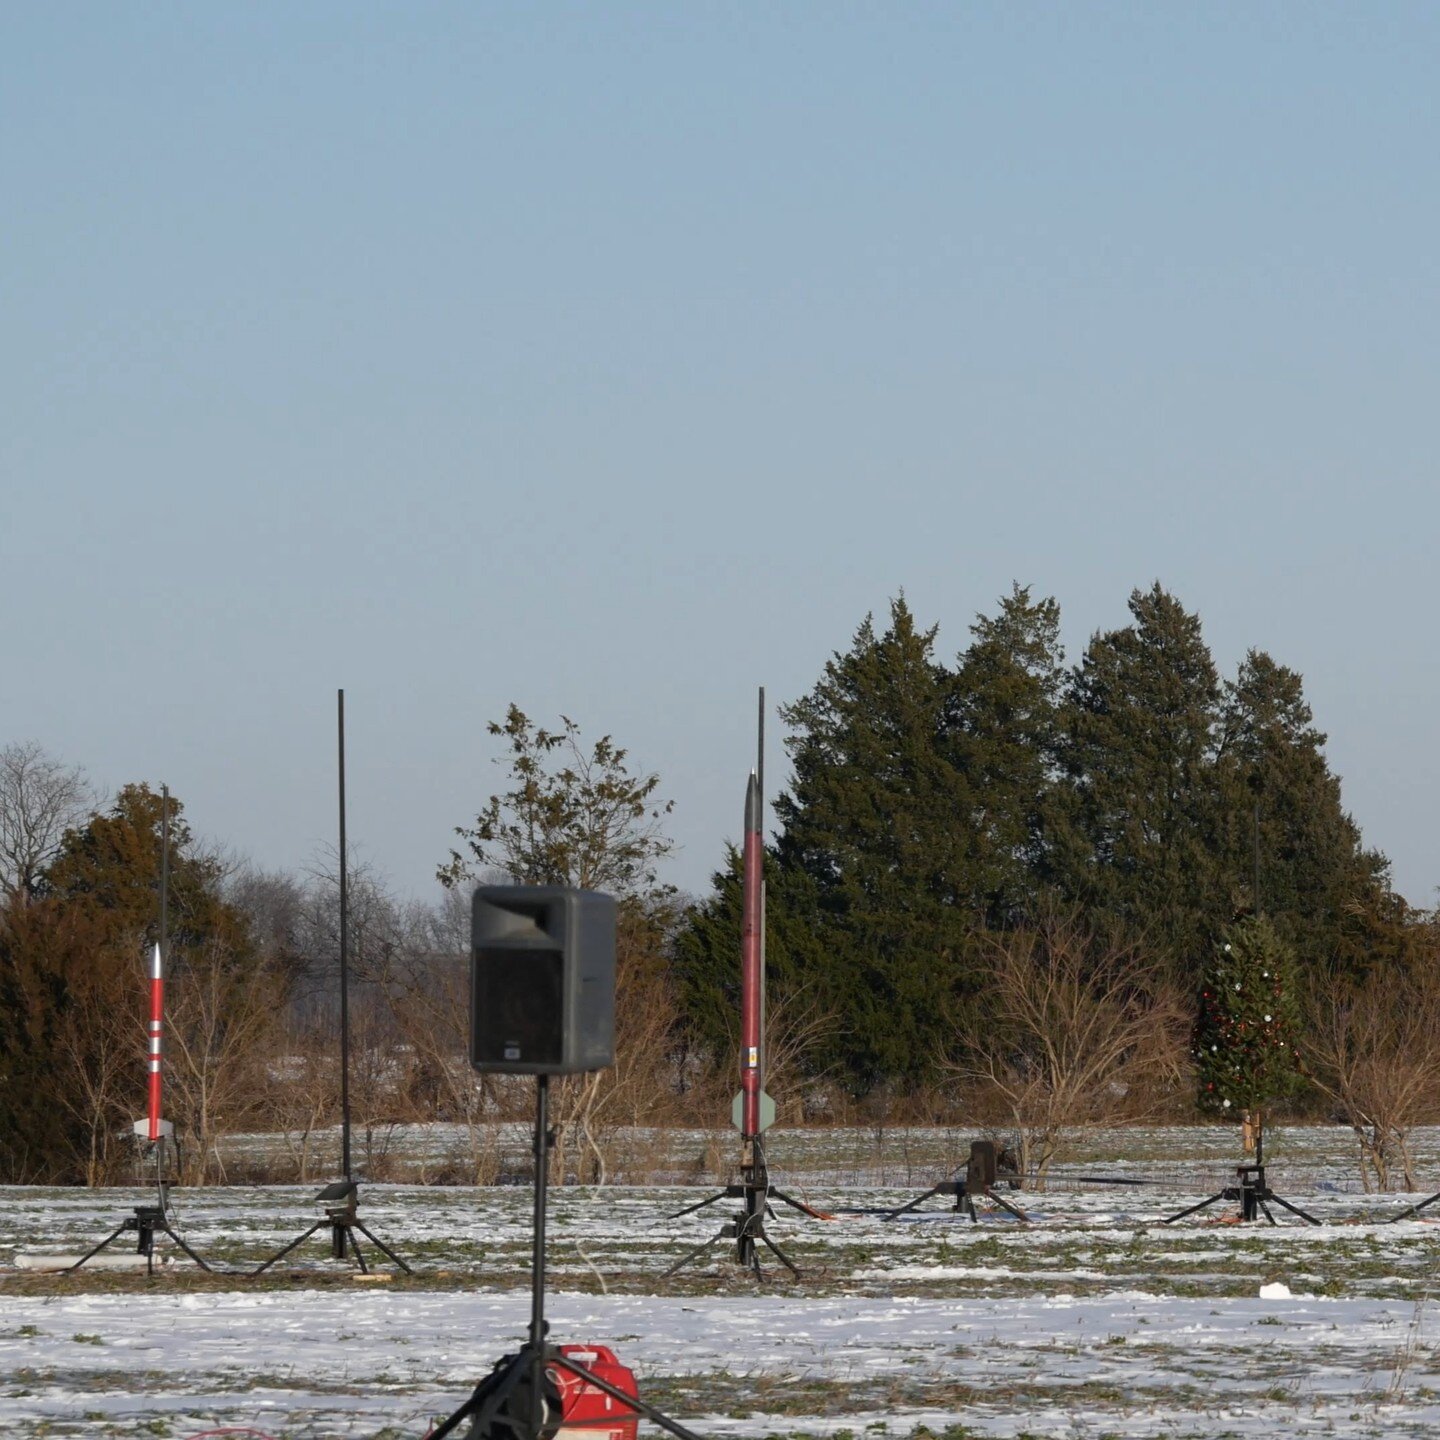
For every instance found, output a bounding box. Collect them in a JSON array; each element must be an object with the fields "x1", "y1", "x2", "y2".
[
  {"x1": 883, "y1": 1185, "x2": 945, "y2": 1222},
  {"x1": 757, "y1": 1231, "x2": 800, "y2": 1278},
  {"x1": 161, "y1": 1225, "x2": 214, "y2": 1273},
  {"x1": 1162, "y1": 1192, "x2": 1226, "y2": 1224},
  {"x1": 250, "y1": 1220, "x2": 326, "y2": 1277},
  {"x1": 1267, "y1": 1193, "x2": 1322, "y2": 1226},
  {"x1": 985, "y1": 1188, "x2": 1031, "y2": 1223},
  {"x1": 668, "y1": 1190, "x2": 730, "y2": 1221},
  {"x1": 767, "y1": 1186, "x2": 832, "y2": 1220},
  {"x1": 348, "y1": 1230, "x2": 371, "y2": 1274},
  {"x1": 1389, "y1": 1191, "x2": 1440, "y2": 1223},
  {"x1": 1257, "y1": 1198, "x2": 1278, "y2": 1225},
  {"x1": 64, "y1": 1222, "x2": 131, "y2": 1274},
  {"x1": 662, "y1": 1227, "x2": 727, "y2": 1279},
  {"x1": 352, "y1": 1221, "x2": 414, "y2": 1274}
]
